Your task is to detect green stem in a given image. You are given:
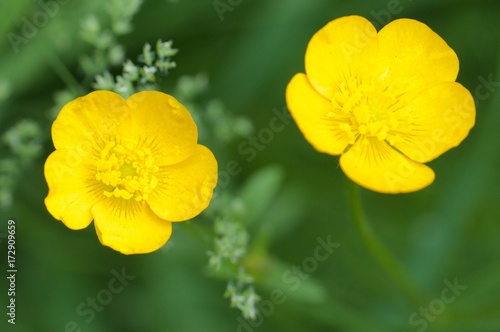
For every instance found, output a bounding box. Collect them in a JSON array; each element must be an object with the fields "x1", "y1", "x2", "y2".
[{"x1": 346, "y1": 179, "x2": 425, "y2": 306}]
